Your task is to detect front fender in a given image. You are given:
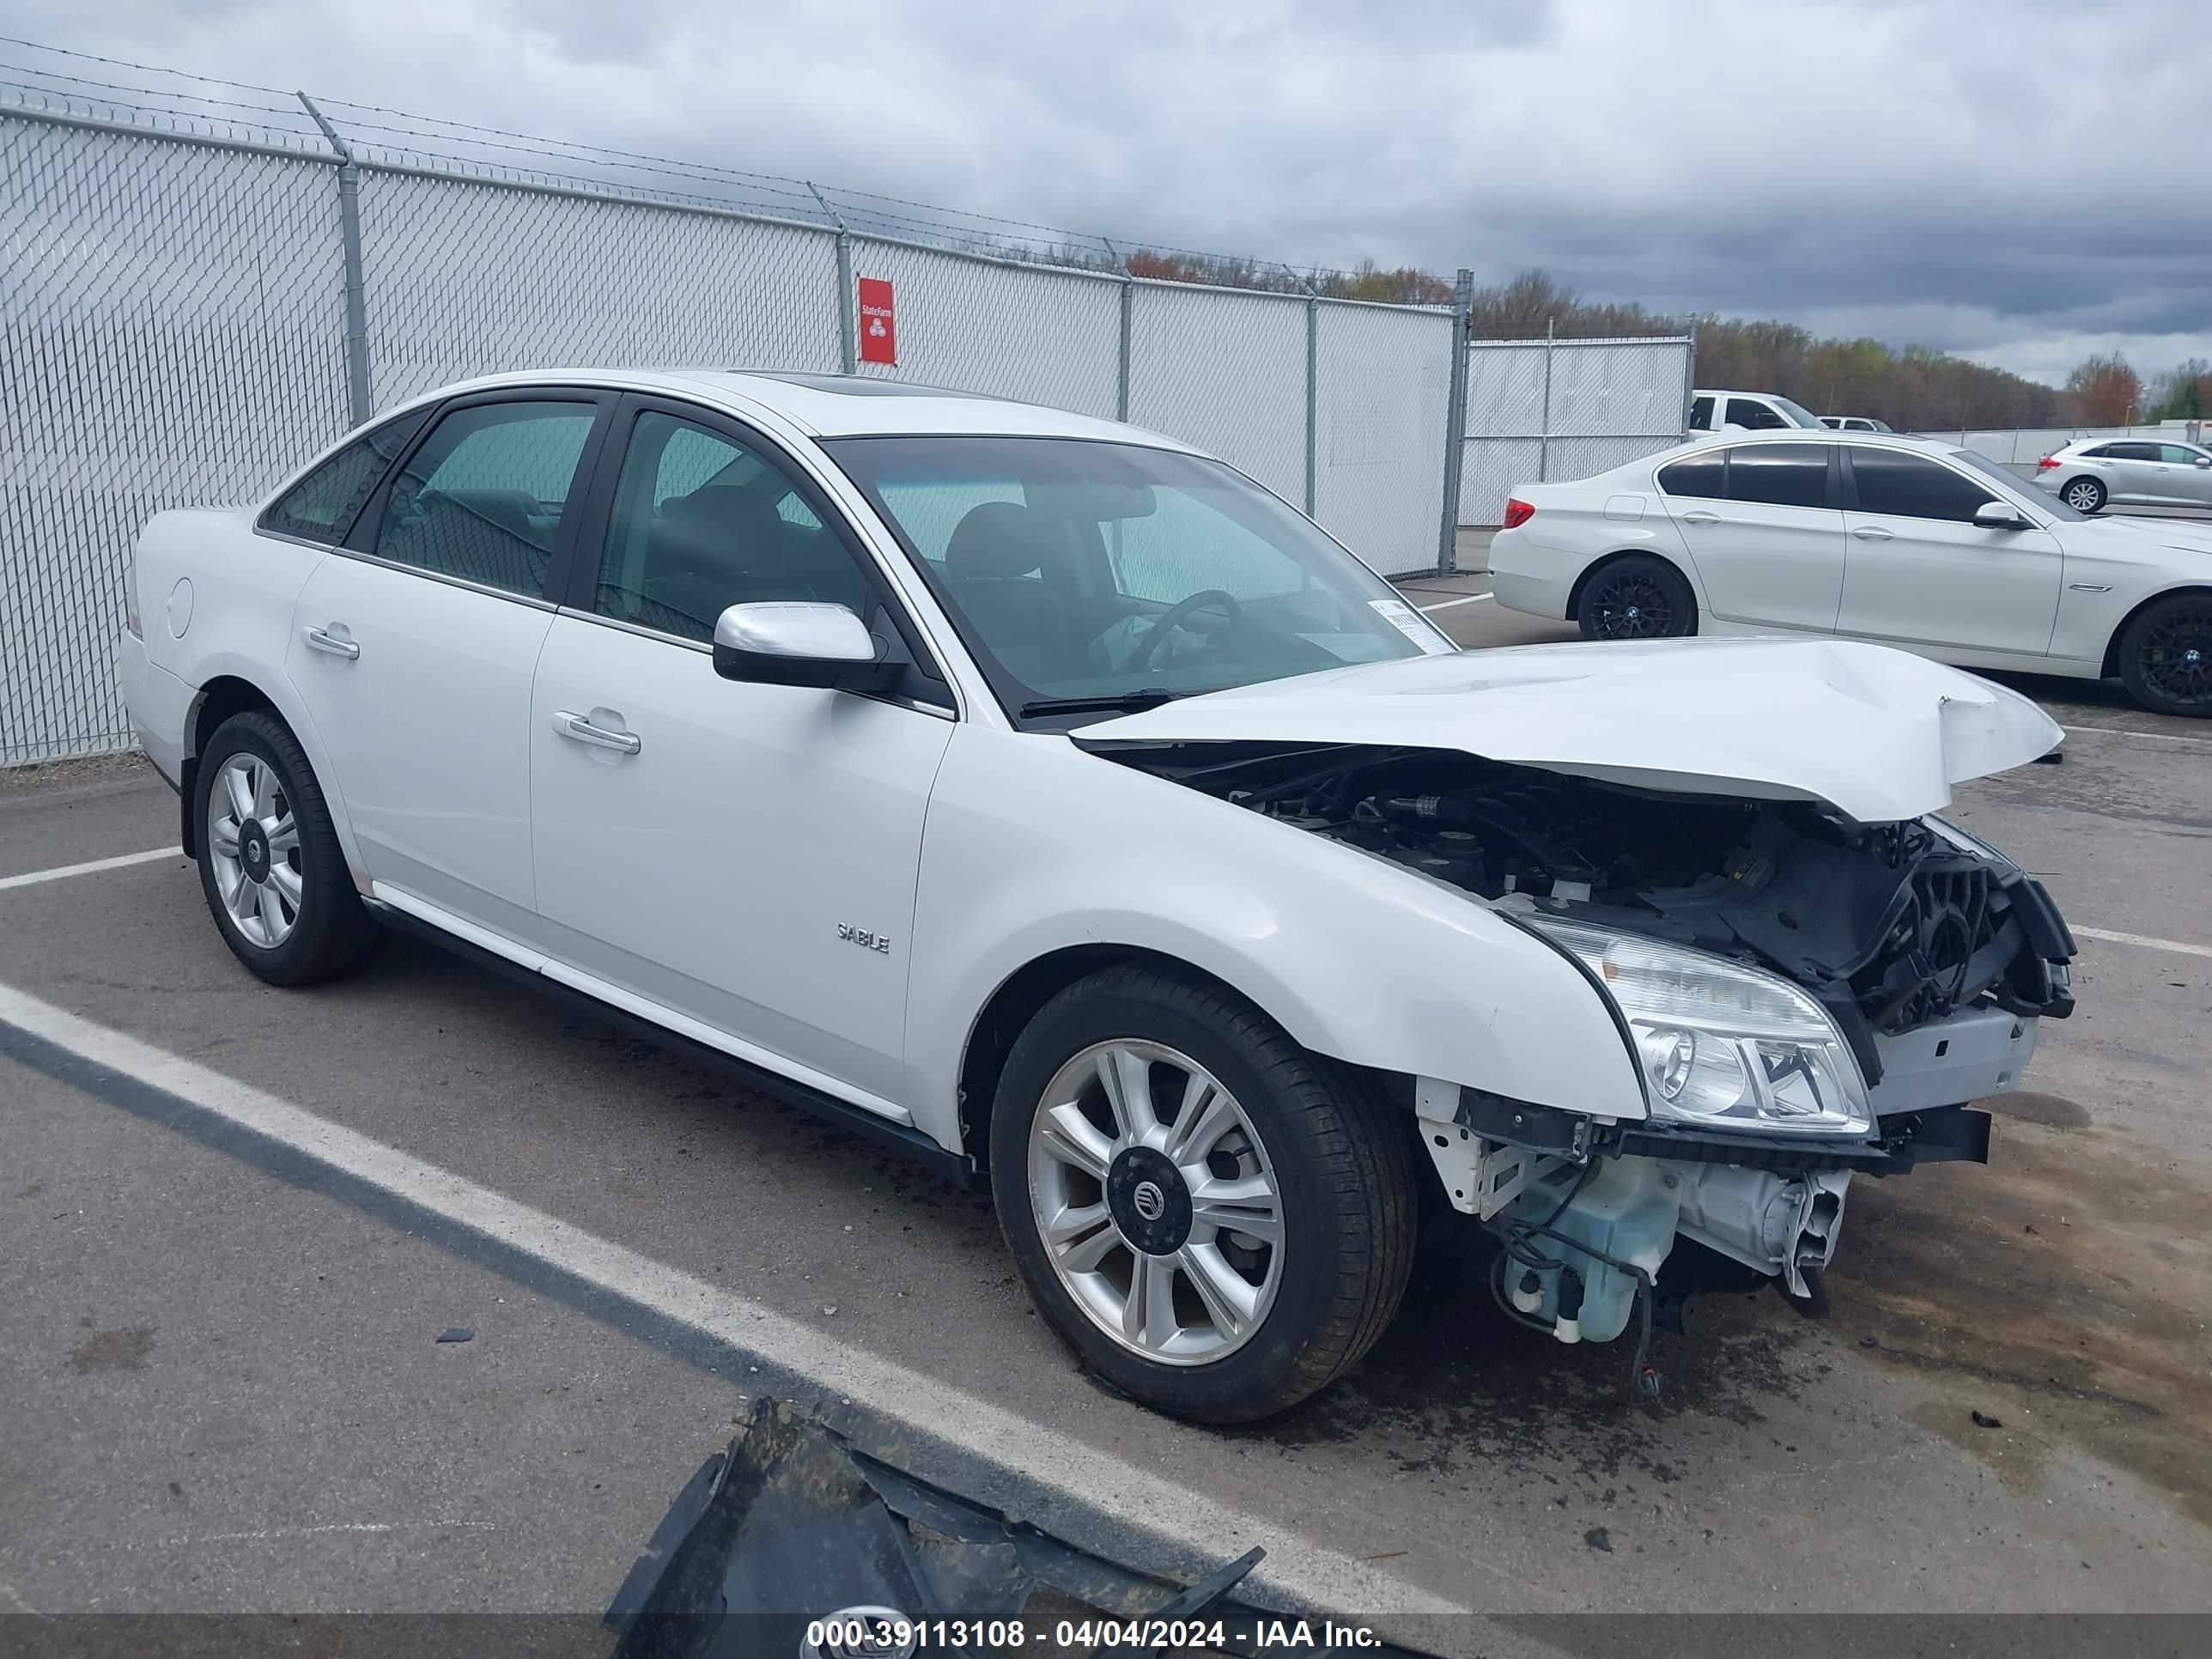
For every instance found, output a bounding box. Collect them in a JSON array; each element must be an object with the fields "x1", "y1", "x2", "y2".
[{"x1": 905, "y1": 726, "x2": 1647, "y2": 1148}]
